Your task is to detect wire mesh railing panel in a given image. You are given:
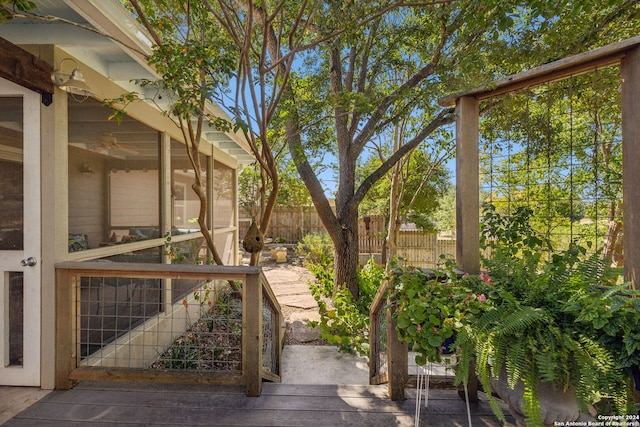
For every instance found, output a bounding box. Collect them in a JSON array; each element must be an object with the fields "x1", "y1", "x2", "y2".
[
  {"x1": 58, "y1": 263, "x2": 282, "y2": 394},
  {"x1": 79, "y1": 276, "x2": 161, "y2": 362},
  {"x1": 369, "y1": 300, "x2": 389, "y2": 383},
  {"x1": 479, "y1": 65, "x2": 623, "y2": 264},
  {"x1": 149, "y1": 282, "x2": 243, "y2": 373},
  {"x1": 377, "y1": 305, "x2": 389, "y2": 377},
  {"x1": 78, "y1": 274, "x2": 243, "y2": 375},
  {"x1": 261, "y1": 295, "x2": 279, "y2": 375}
]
